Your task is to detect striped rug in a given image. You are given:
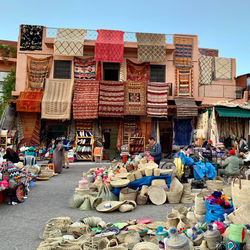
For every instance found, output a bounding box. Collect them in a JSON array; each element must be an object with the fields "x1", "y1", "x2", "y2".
[{"x1": 147, "y1": 82, "x2": 168, "y2": 117}]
